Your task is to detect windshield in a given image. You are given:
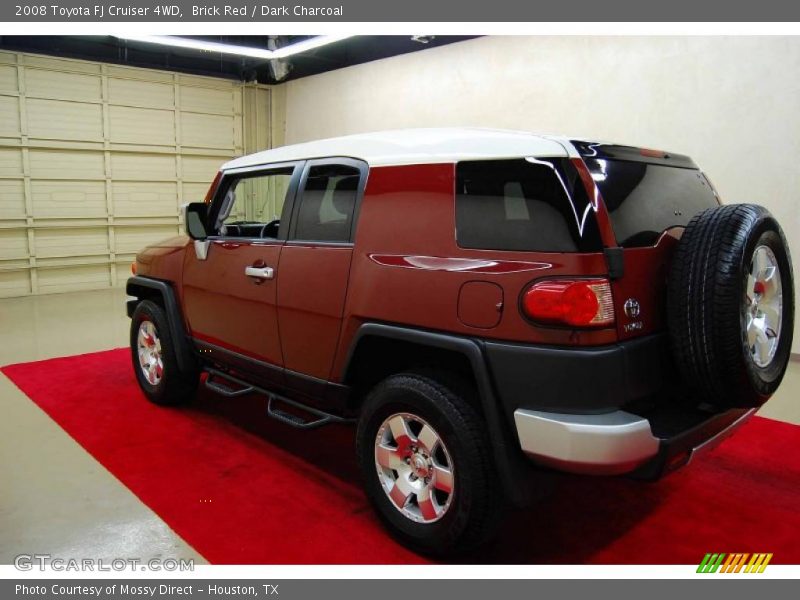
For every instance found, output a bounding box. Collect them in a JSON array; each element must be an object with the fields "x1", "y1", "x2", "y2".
[{"x1": 584, "y1": 158, "x2": 719, "y2": 248}]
